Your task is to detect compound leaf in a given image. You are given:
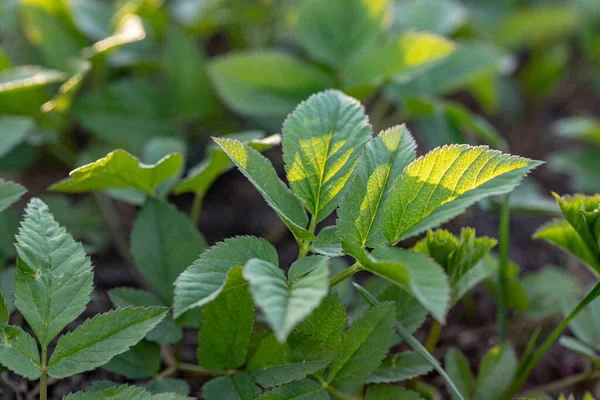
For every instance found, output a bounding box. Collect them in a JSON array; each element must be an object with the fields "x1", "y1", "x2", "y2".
[
  {"x1": 214, "y1": 137, "x2": 314, "y2": 241},
  {"x1": 382, "y1": 145, "x2": 541, "y2": 243},
  {"x1": 174, "y1": 236, "x2": 278, "y2": 317},
  {"x1": 198, "y1": 267, "x2": 254, "y2": 371},
  {"x1": 0, "y1": 325, "x2": 41, "y2": 379},
  {"x1": 208, "y1": 51, "x2": 332, "y2": 117},
  {"x1": 283, "y1": 90, "x2": 372, "y2": 222},
  {"x1": 0, "y1": 179, "x2": 26, "y2": 213},
  {"x1": 14, "y1": 198, "x2": 93, "y2": 347},
  {"x1": 131, "y1": 198, "x2": 206, "y2": 303},
  {"x1": 337, "y1": 125, "x2": 416, "y2": 248},
  {"x1": 50, "y1": 150, "x2": 183, "y2": 196},
  {"x1": 47, "y1": 306, "x2": 168, "y2": 378},
  {"x1": 327, "y1": 302, "x2": 395, "y2": 390},
  {"x1": 243, "y1": 256, "x2": 329, "y2": 343}
]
